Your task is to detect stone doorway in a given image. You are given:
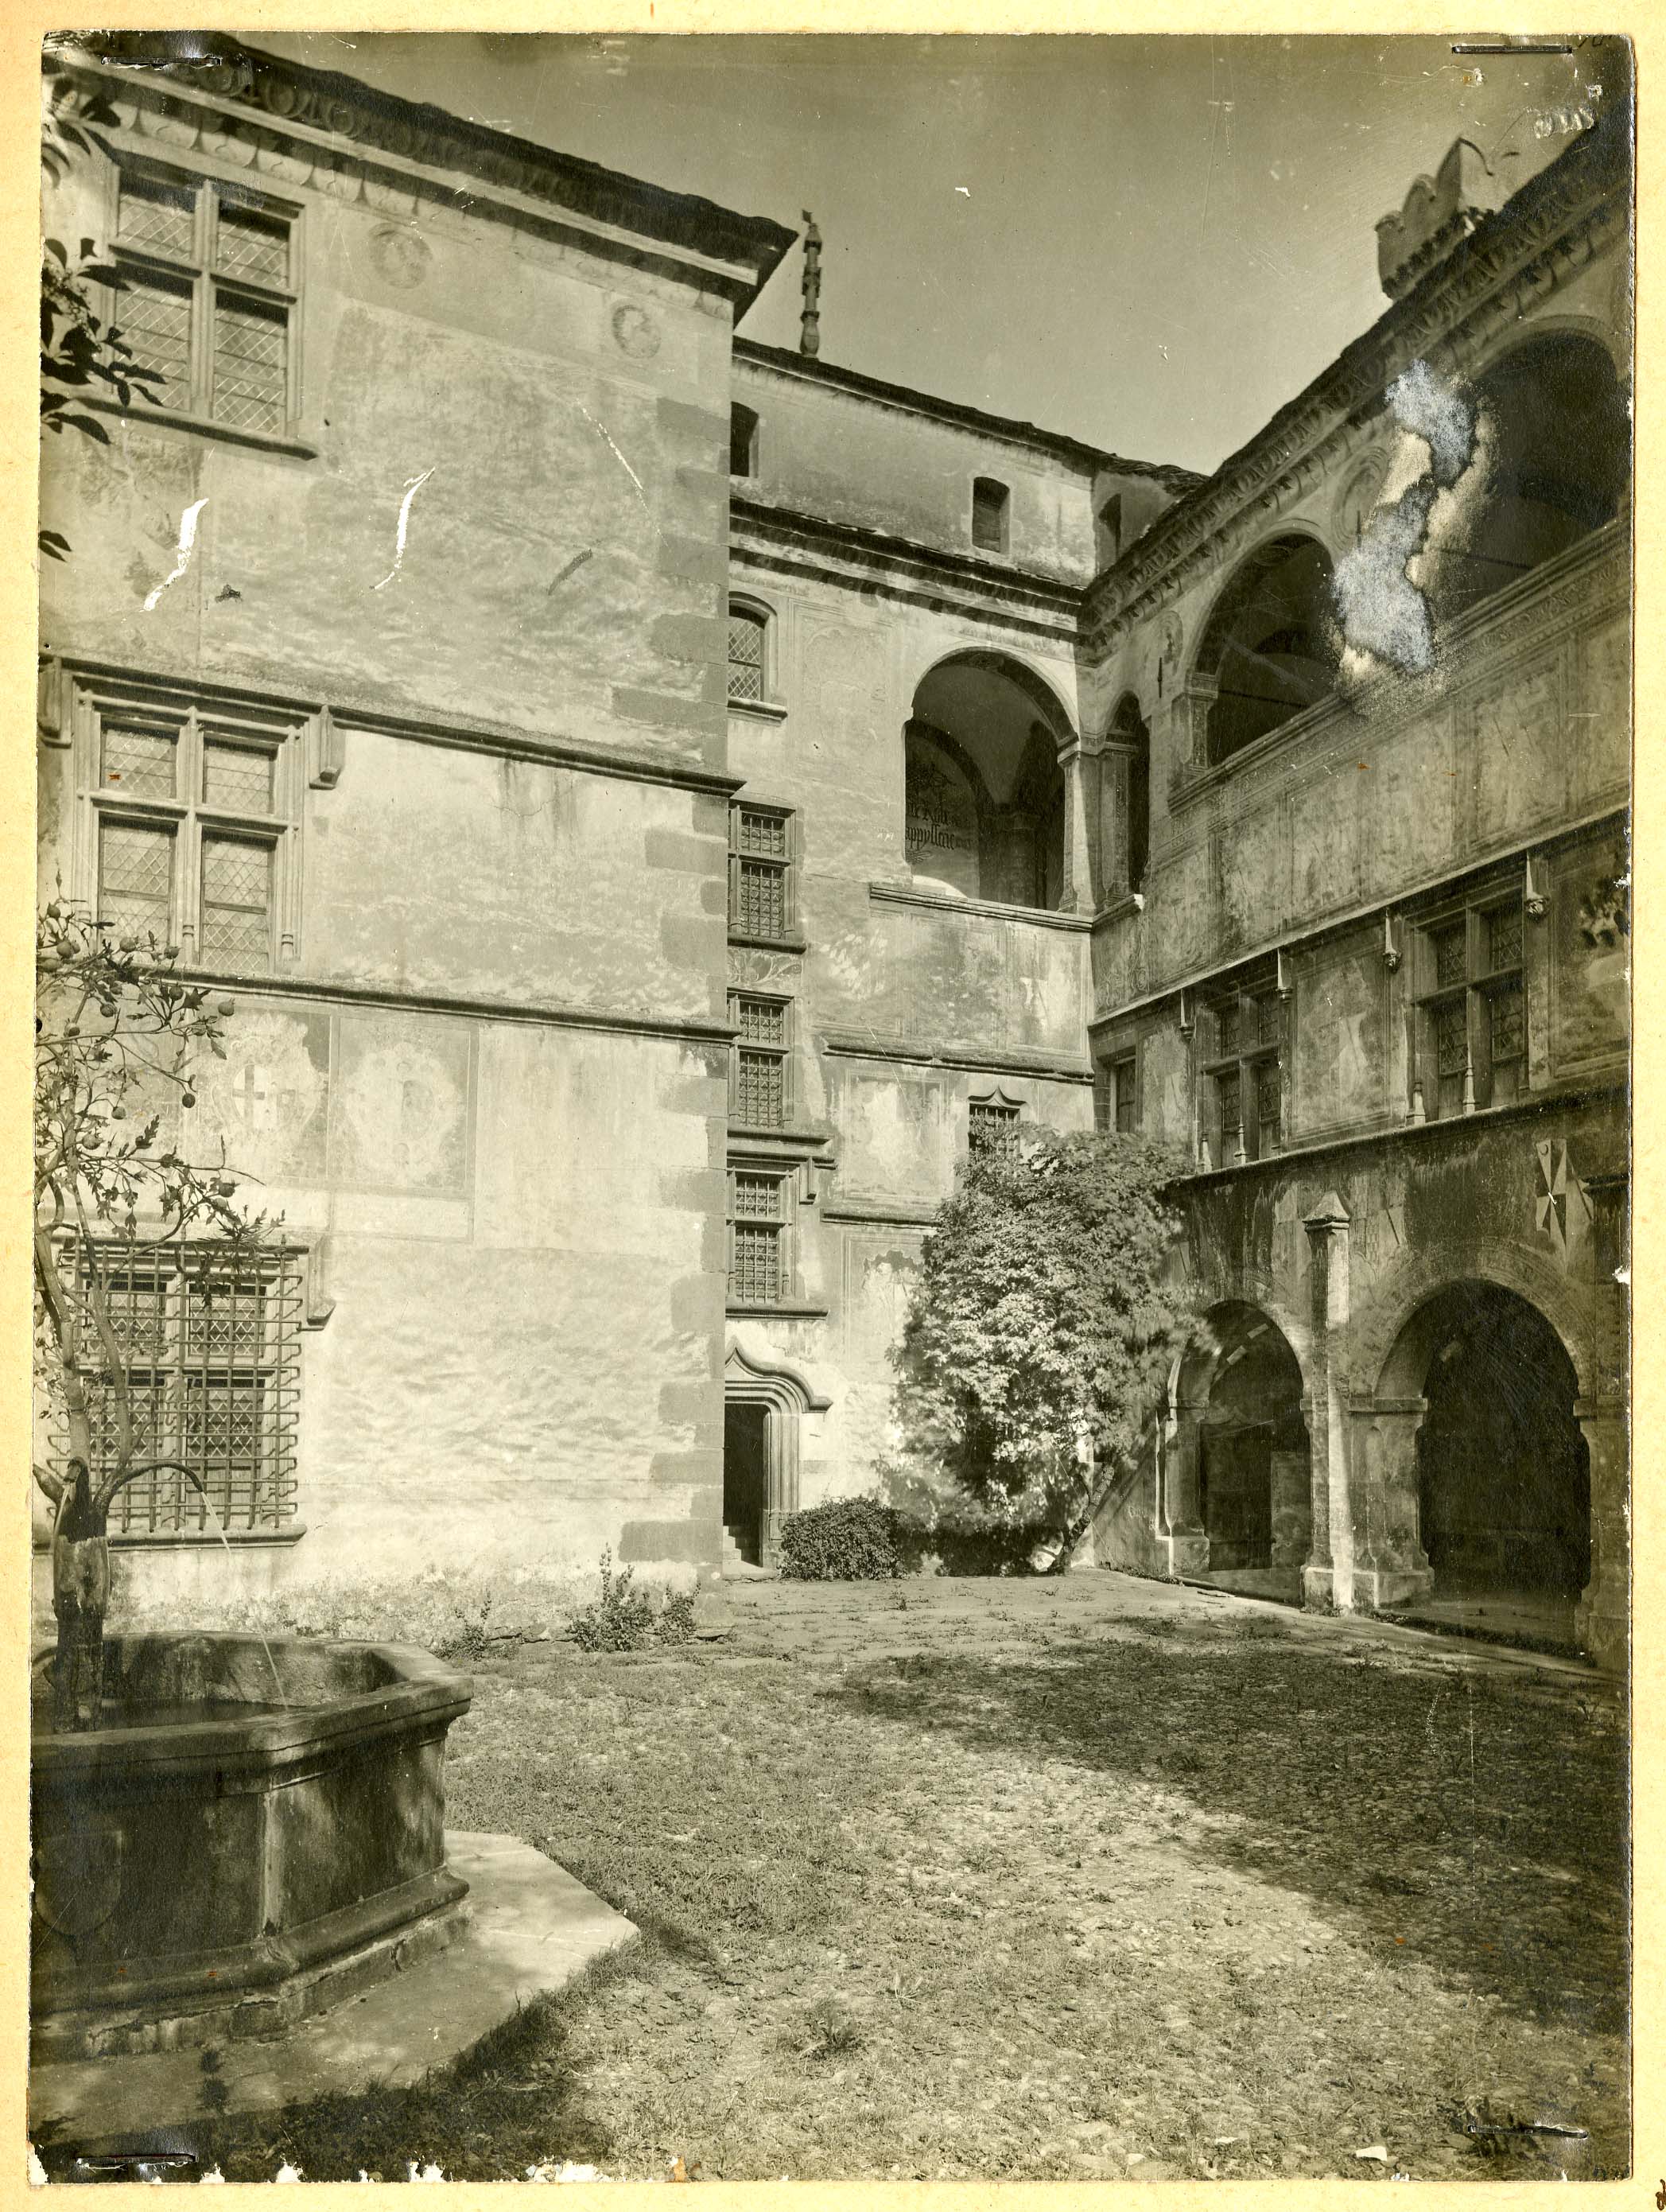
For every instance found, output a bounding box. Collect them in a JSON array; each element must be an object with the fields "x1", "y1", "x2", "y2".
[
  {"x1": 721, "y1": 1344, "x2": 831, "y2": 1577},
  {"x1": 722, "y1": 1402, "x2": 769, "y2": 1570}
]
